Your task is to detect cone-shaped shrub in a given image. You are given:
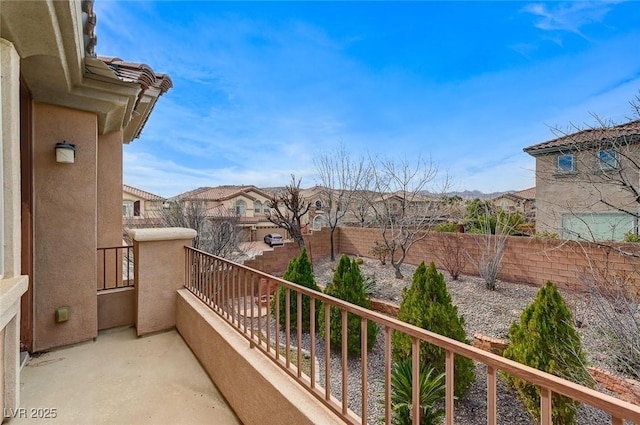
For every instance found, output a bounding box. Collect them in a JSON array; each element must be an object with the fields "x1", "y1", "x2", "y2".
[
  {"x1": 319, "y1": 255, "x2": 379, "y2": 356},
  {"x1": 503, "y1": 281, "x2": 592, "y2": 425},
  {"x1": 392, "y1": 262, "x2": 475, "y2": 398},
  {"x1": 271, "y1": 248, "x2": 320, "y2": 332}
]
